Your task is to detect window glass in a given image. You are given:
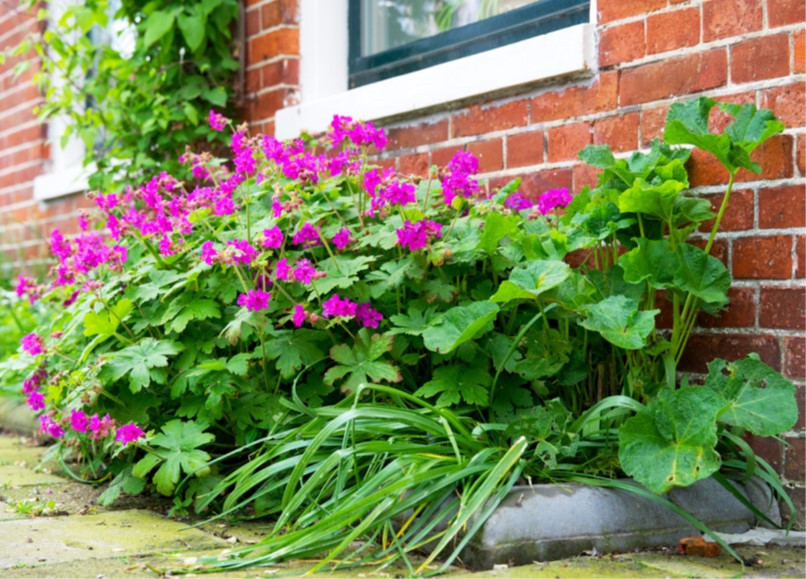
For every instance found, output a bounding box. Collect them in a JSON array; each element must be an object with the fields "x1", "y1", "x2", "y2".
[{"x1": 359, "y1": 0, "x2": 536, "y2": 57}]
